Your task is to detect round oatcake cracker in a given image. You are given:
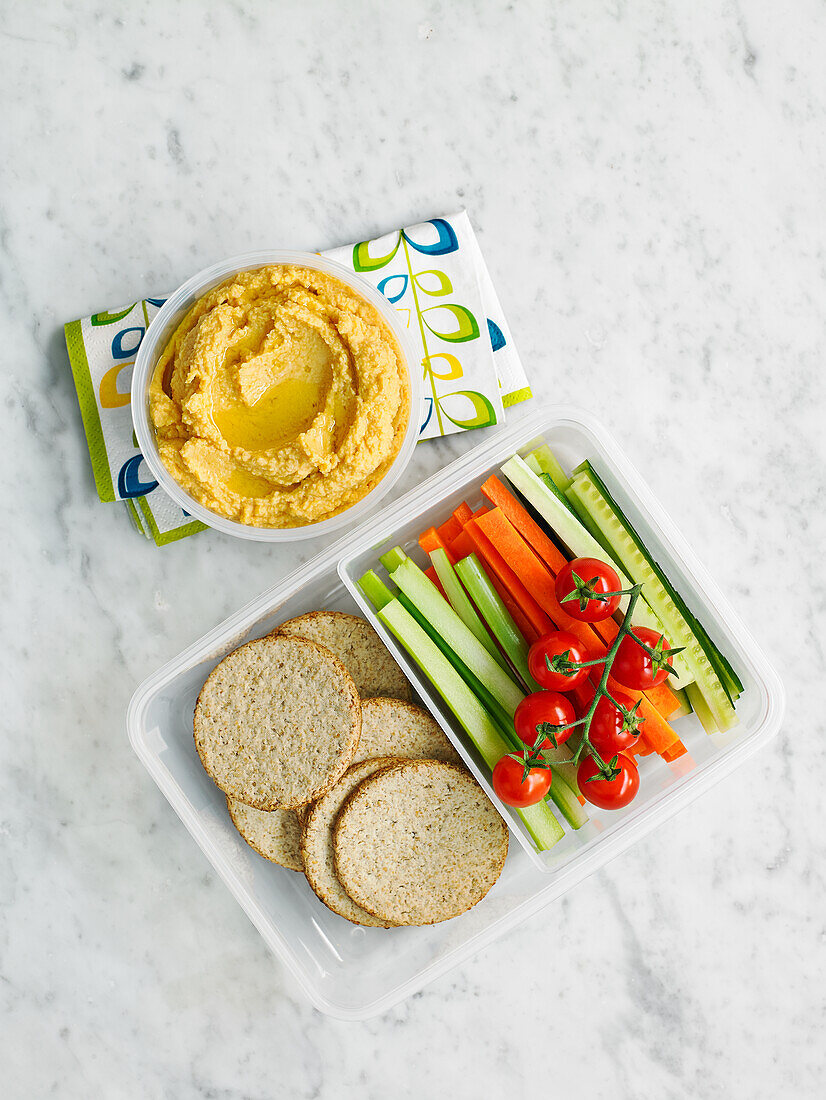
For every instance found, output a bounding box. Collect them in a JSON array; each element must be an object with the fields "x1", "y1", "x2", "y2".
[
  {"x1": 301, "y1": 757, "x2": 401, "y2": 928},
  {"x1": 357, "y1": 698, "x2": 463, "y2": 766},
  {"x1": 194, "y1": 634, "x2": 361, "y2": 811},
  {"x1": 333, "y1": 761, "x2": 508, "y2": 926},
  {"x1": 227, "y1": 797, "x2": 303, "y2": 872},
  {"x1": 275, "y1": 611, "x2": 411, "y2": 702}
]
